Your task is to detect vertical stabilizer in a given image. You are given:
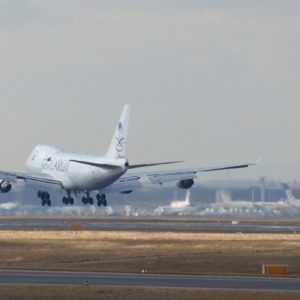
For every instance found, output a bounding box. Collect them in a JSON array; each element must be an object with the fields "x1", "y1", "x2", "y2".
[
  {"x1": 106, "y1": 105, "x2": 130, "y2": 158},
  {"x1": 282, "y1": 183, "x2": 296, "y2": 202}
]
